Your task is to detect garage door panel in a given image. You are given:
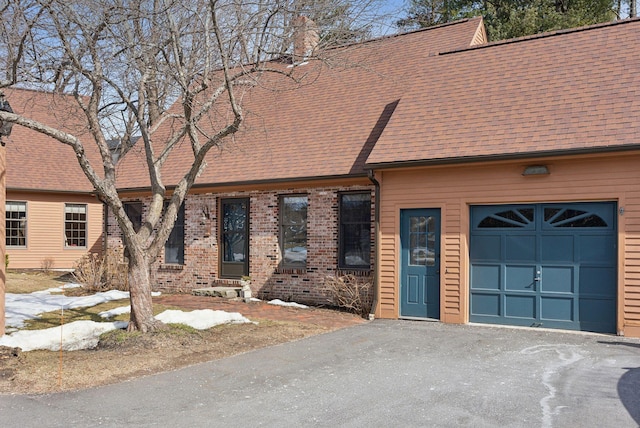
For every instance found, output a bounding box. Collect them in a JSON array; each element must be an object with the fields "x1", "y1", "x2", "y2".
[
  {"x1": 470, "y1": 293, "x2": 500, "y2": 317},
  {"x1": 541, "y1": 297, "x2": 574, "y2": 322},
  {"x1": 579, "y1": 297, "x2": 616, "y2": 333},
  {"x1": 504, "y1": 295, "x2": 536, "y2": 319},
  {"x1": 505, "y1": 265, "x2": 536, "y2": 292},
  {"x1": 470, "y1": 235, "x2": 501, "y2": 262},
  {"x1": 580, "y1": 266, "x2": 616, "y2": 297},
  {"x1": 506, "y1": 235, "x2": 536, "y2": 261},
  {"x1": 541, "y1": 266, "x2": 574, "y2": 293},
  {"x1": 470, "y1": 265, "x2": 500, "y2": 290},
  {"x1": 541, "y1": 235, "x2": 574, "y2": 263},
  {"x1": 580, "y1": 235, "x2": 616, "y2": 263}
]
